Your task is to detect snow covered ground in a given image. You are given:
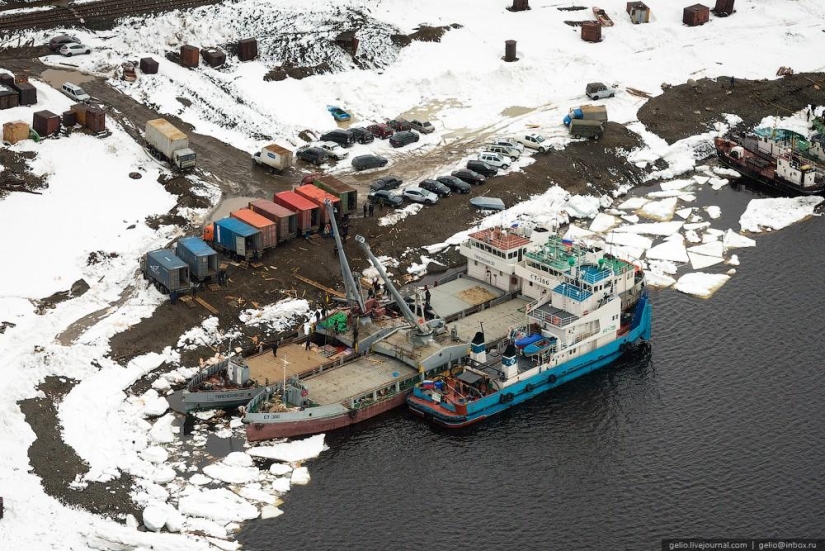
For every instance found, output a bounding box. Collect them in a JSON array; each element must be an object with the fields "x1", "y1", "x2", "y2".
[{"x1": 1, "y1": 0, "x2": 825, "y2": 549}]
